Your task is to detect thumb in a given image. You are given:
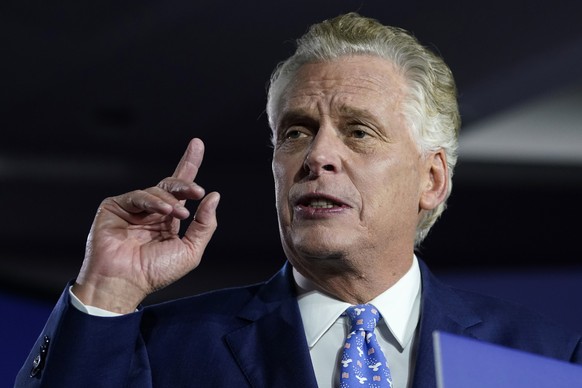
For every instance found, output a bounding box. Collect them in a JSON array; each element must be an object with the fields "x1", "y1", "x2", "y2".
[{"x1": 182, "y1": 191, "x2": 220, "y2": 250}]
